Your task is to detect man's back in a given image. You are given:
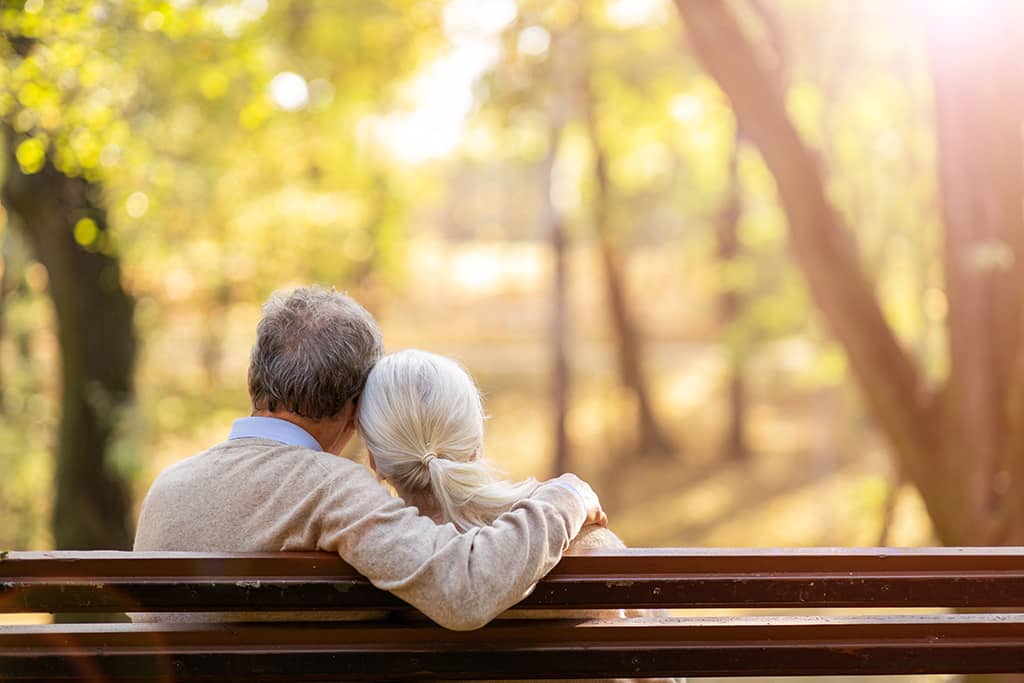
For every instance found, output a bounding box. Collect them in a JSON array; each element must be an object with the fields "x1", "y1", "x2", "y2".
[
  {"x1": 135, "y1": 437, "x2": 357, "y2": 552},
  {"x1": 135, "y1": 433, "x2": 589, "y2": 630}
]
